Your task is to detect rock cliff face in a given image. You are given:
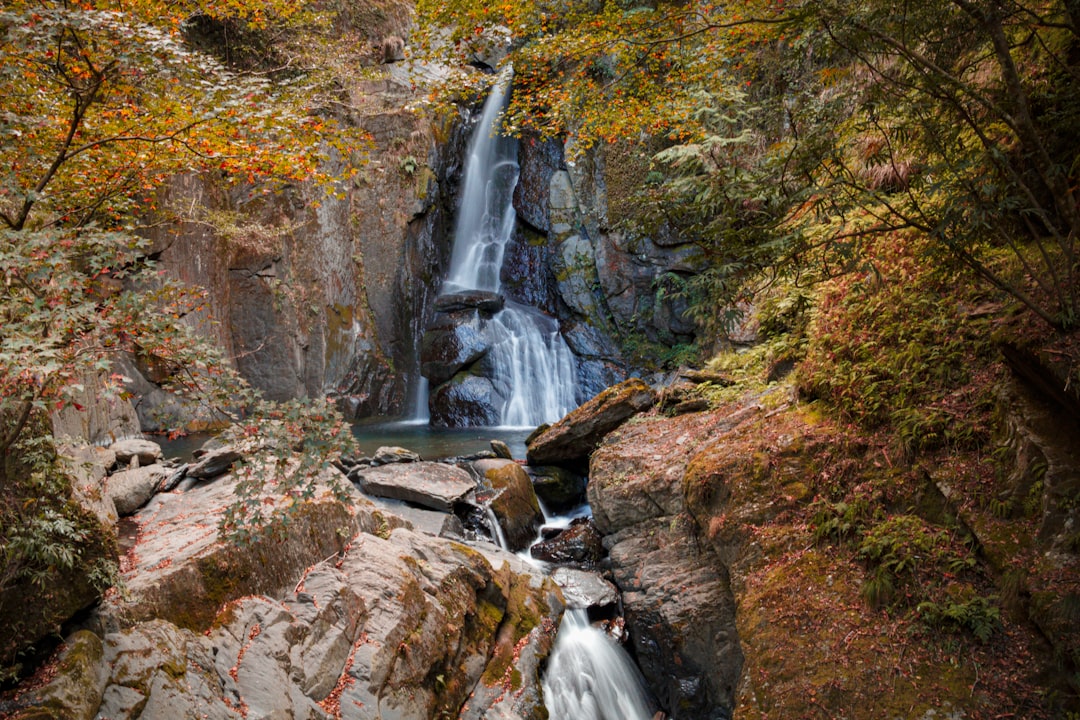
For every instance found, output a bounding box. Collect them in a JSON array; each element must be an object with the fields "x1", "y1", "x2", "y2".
[
  {"x1": 513, "y1": 136, "x2": 708, "y2": 399},
  {"x1": 589, "y1": 409, "x2": 745, "y2": 719},
  {"x1": 420, "y1": 132, "x2": 709, "y2": 425},
  {"x1": 125, "y1": 6, "x2": 469, "y2": 431},
  {"x1": 583, "y1": 373, "x2": 1080, "y2": 718}
]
